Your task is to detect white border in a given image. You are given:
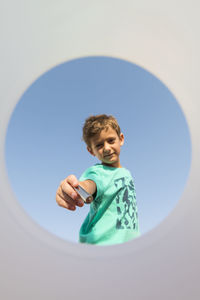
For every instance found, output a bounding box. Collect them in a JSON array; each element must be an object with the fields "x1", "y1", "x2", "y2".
[{"x1": 1, "y1": 1, "x2": 200, "y2": 299}]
